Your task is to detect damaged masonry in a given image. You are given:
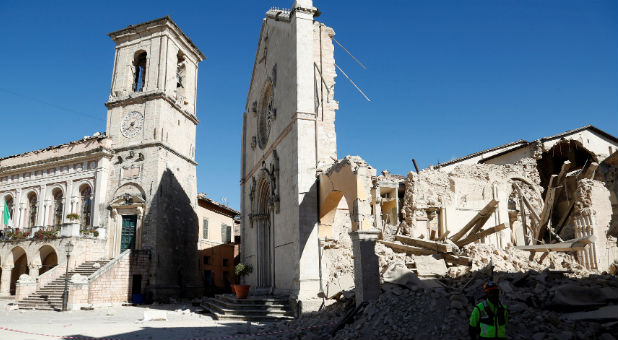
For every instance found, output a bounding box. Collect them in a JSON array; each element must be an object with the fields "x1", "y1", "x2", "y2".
[
  {"x1": 226, "y1": 1, "x2": 618, "y2": 339},
  {"x1": 0, "y1": 1, "x2": 614, "y2": 340}
]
